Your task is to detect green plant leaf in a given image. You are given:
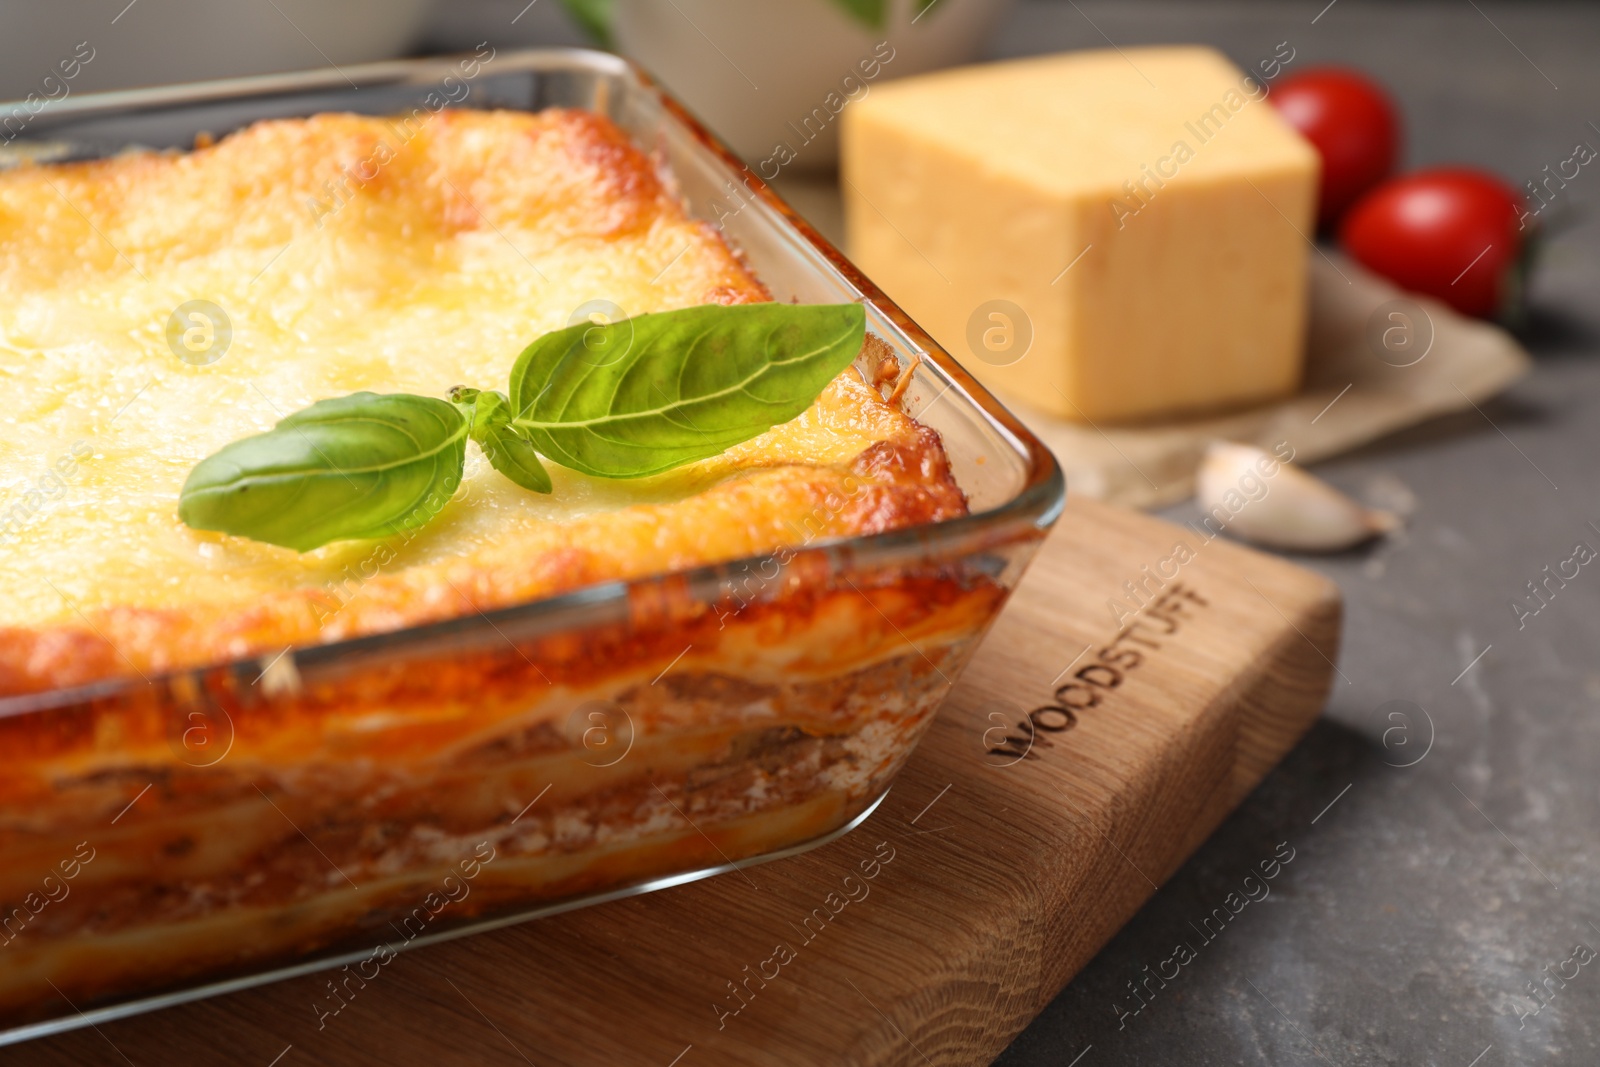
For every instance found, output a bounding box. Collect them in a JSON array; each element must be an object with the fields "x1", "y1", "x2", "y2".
[
  {"x1": 508, "y1": 302, "x2": 865, "y2": 479},
  {"x1": 459, "y1": 388, "x2": 553, "y2": 494},
  {"x1": 830, "y1": 0, "x2": 886, "y2": 29},
  {"x1": 178, "y1": 392, "x2": 468, "y2": 552},
  {"x1": 556, "y1": 0, "x2": 615, "y2": 46}
]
